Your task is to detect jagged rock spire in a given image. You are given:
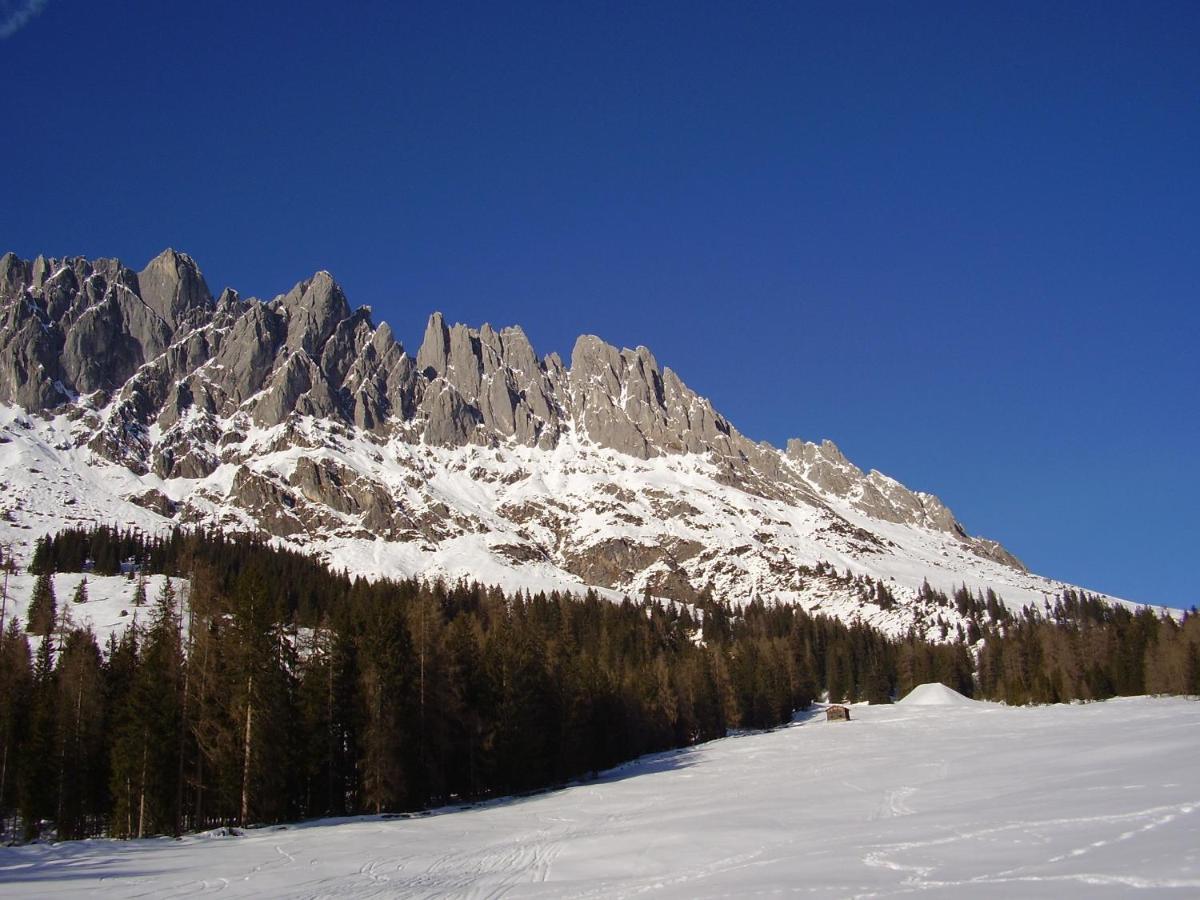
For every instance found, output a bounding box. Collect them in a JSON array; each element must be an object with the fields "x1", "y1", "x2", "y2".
[{"x1": 137, "y1": 249, "x2": 213, "y2": 329}]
